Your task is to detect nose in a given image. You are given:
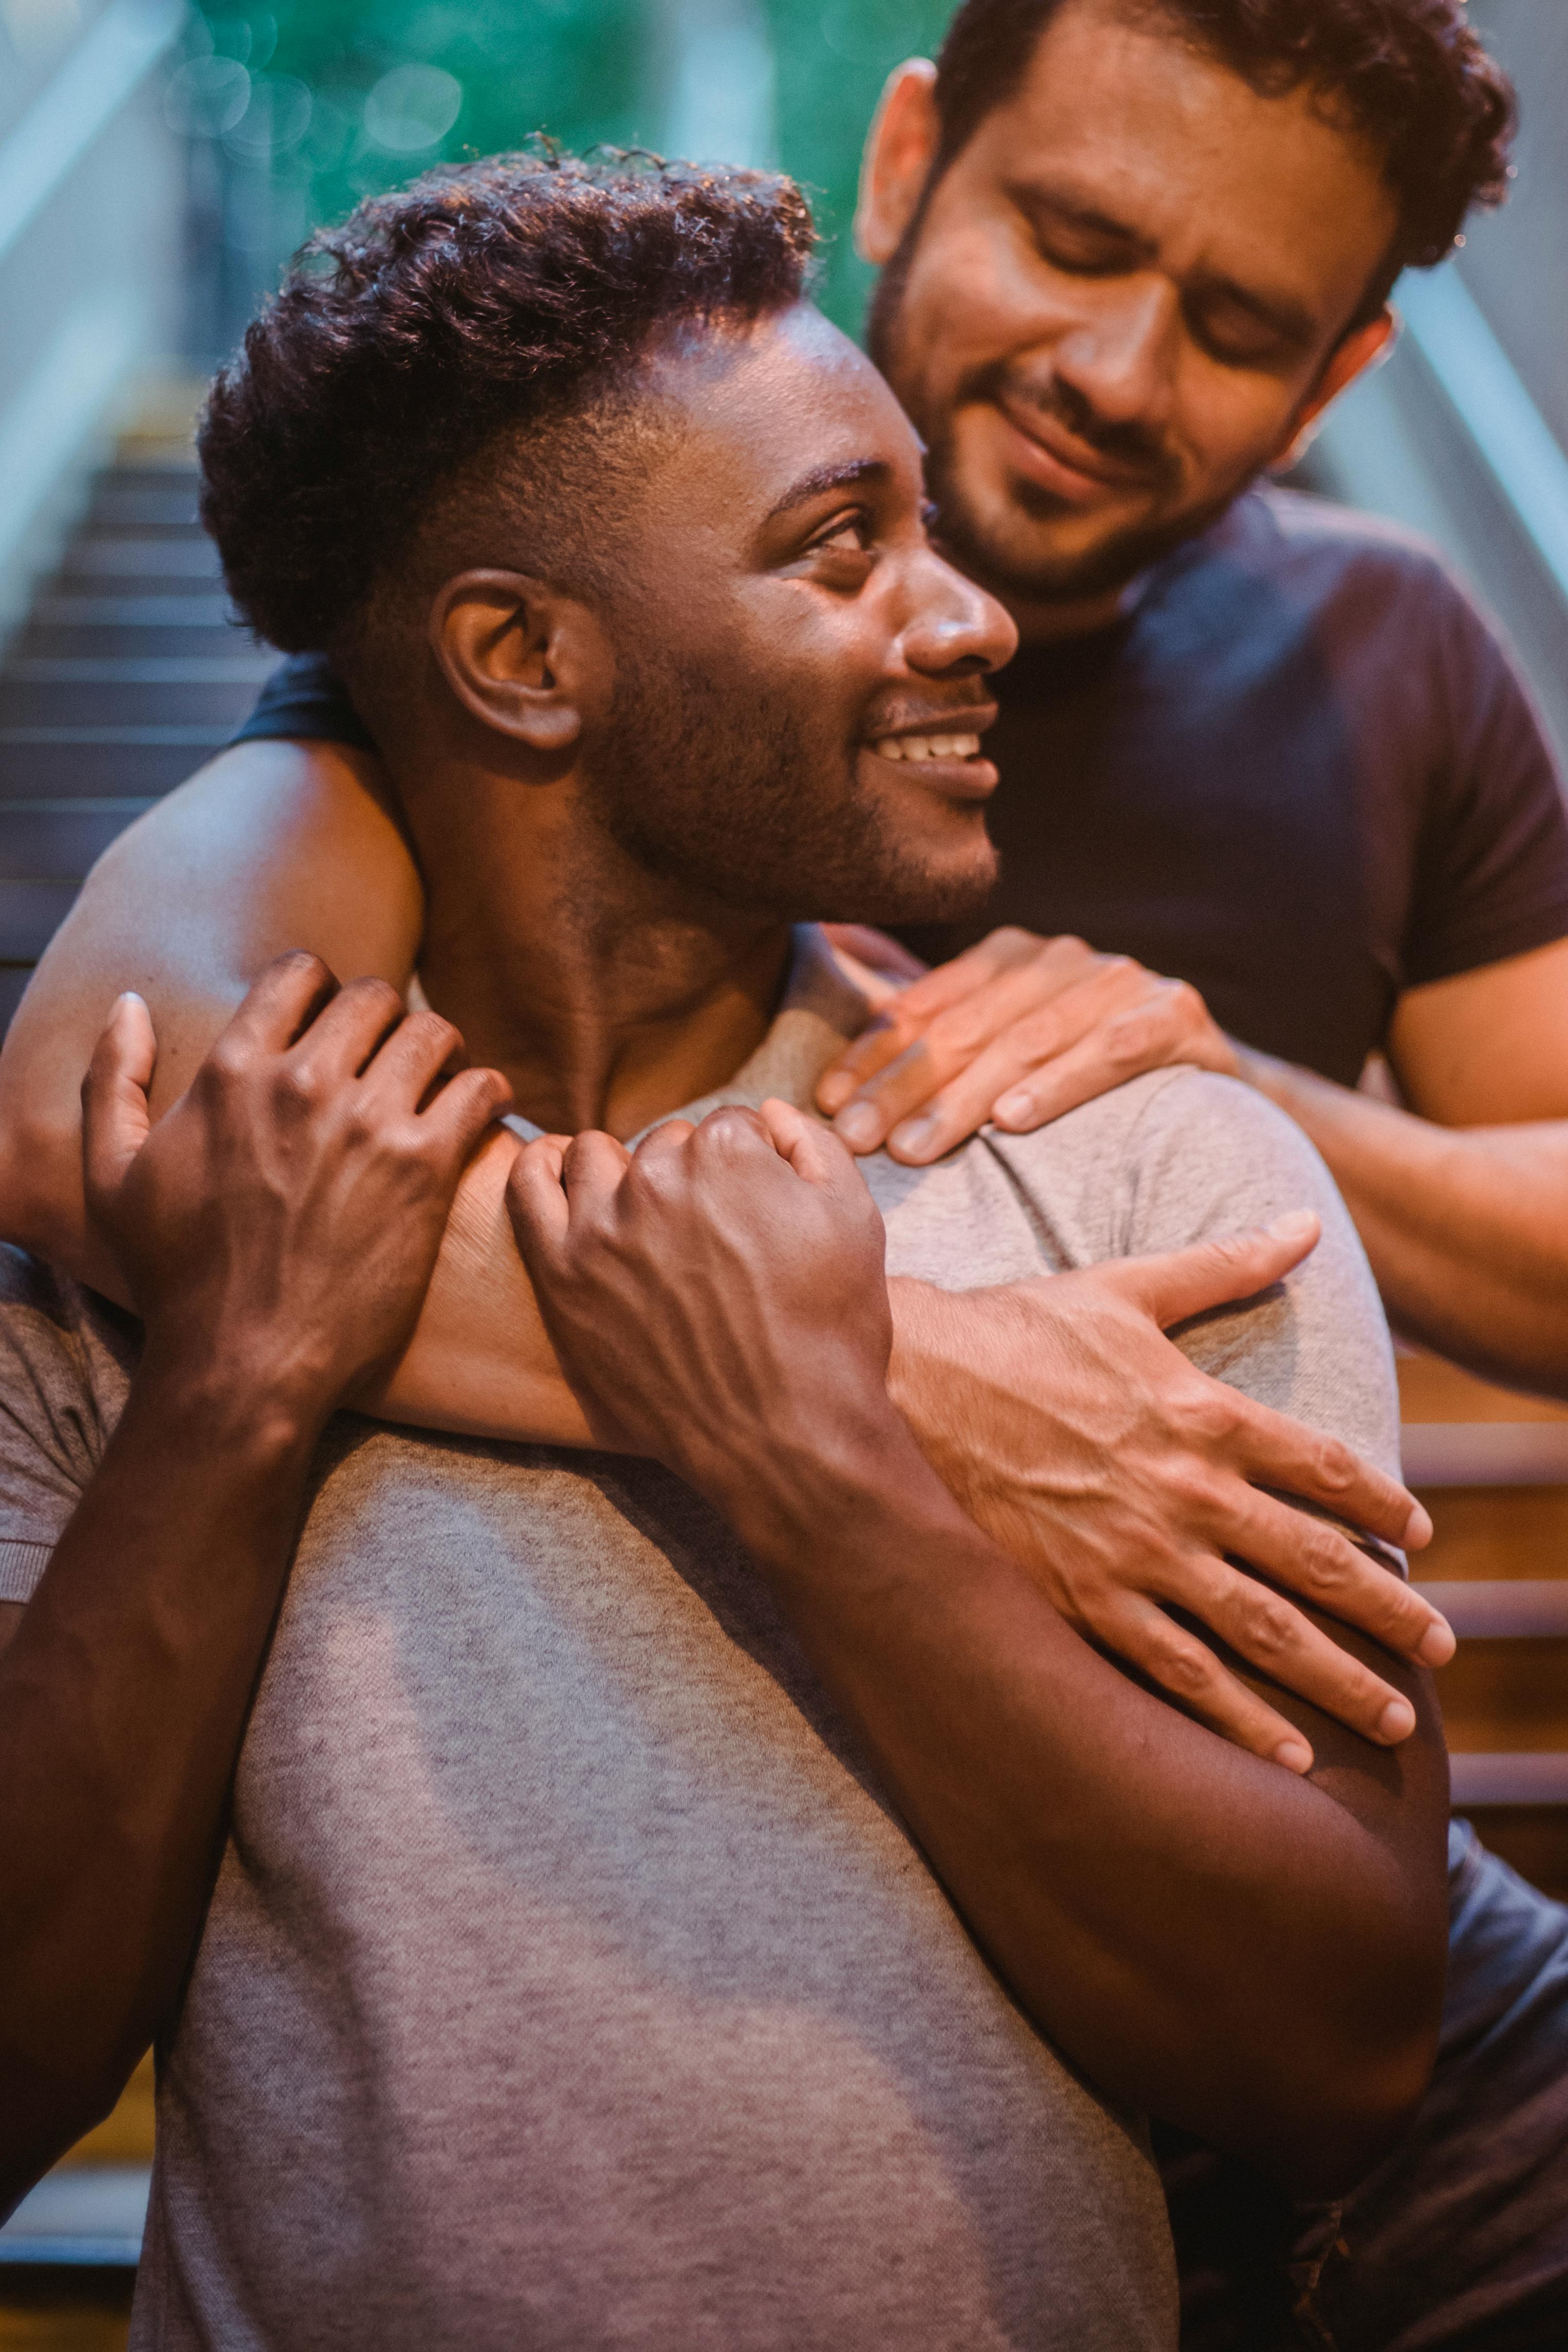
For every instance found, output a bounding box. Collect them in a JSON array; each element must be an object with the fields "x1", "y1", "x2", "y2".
[
  {"x1": 898, "y1": 543, "x2": 1018, "y2": 679},
  {"x1": 1053, "y1": 273, "x2": 1179, "y2": 432}
]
